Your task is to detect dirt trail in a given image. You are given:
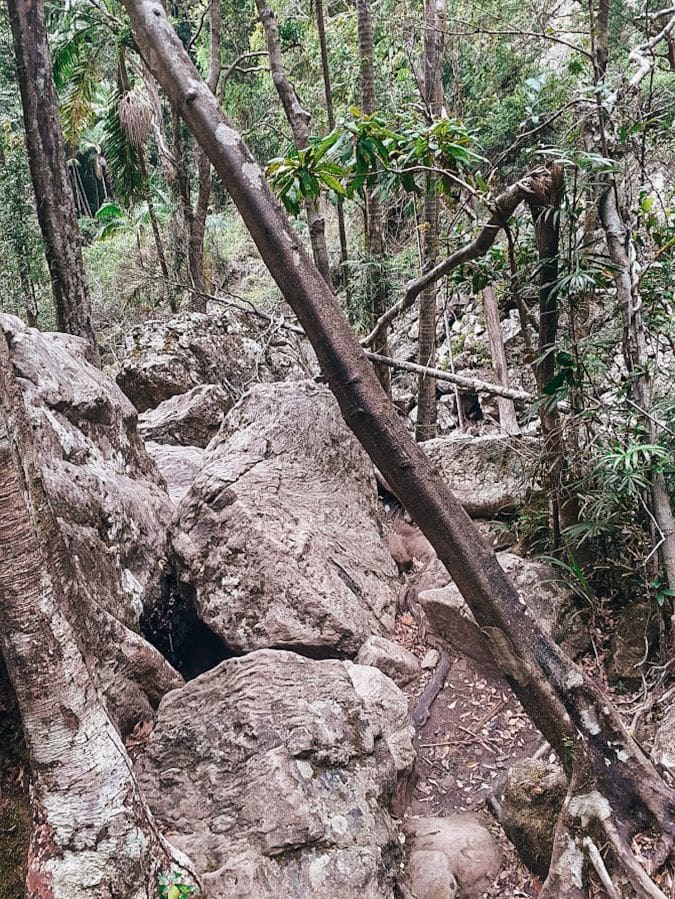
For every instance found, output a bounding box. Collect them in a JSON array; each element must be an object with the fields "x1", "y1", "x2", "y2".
[{"x1": 394, "y1": 612, "x2": 545, "y2": 896}]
